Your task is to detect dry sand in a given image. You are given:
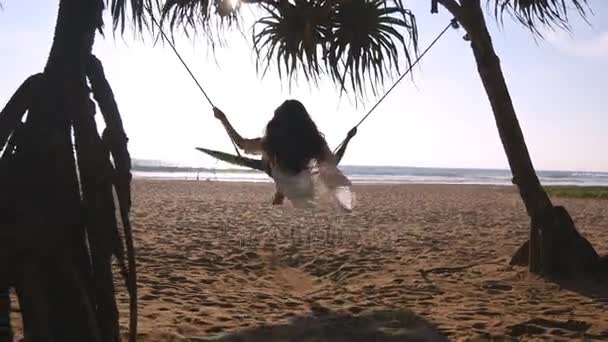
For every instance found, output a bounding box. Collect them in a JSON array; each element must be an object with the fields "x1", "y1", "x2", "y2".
[{"x1": 11, "y1": 180, "x2": 608, "y2": 341}]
